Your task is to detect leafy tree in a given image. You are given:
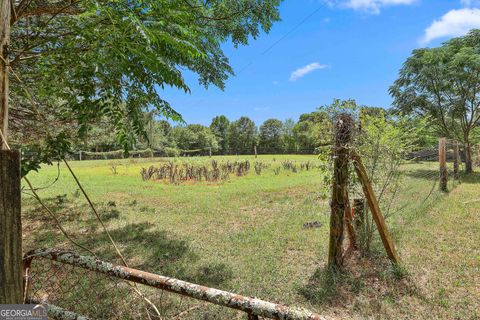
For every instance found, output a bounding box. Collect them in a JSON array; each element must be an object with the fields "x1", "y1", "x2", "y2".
[
  {"x1": 210, "y1": 115, "x2": 230, "y2": 154},
  {"x1": 1, "y1": 0, "x2": 282, "y2": 166},
  {"x1": 79, "y1": 121, "x2": 119, "y2": 152},
  {"x1": 293, "y1": 110, "x2": 330, "y2": 153},
  {"x1": 390, "y1": 29, "x2": 480, "y2": 173},
  {"x1": 282, "y1": 118, "x2": 296, "y2": 153},
  {"x1": 188, "y1": 124, "x2": 219, "y2": 153},
  {"x1": 359, "y1": 106, "x2": 386, "y2": 120},
  {"x1": 228, "y1": 116, "x2": 257, "y2": 154},
  {"x1": 258, "y1": 118, "x2": 284, "y2": 154},
  {"x1": 157, "y1": 120, "x2": 173, "y2": 136},
  {"x1": 172, "y1": 124, "x2": 218, "y2": 153},
  {"x1": 140, "y1": 117, "x2": 175, "y2": 150}
]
